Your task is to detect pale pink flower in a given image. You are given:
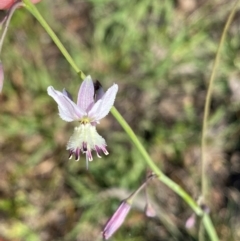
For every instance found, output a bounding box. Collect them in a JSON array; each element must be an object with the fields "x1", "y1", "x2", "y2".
[{"x1": 47, "y1": 75, "x2": 118, "y2": 166}]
